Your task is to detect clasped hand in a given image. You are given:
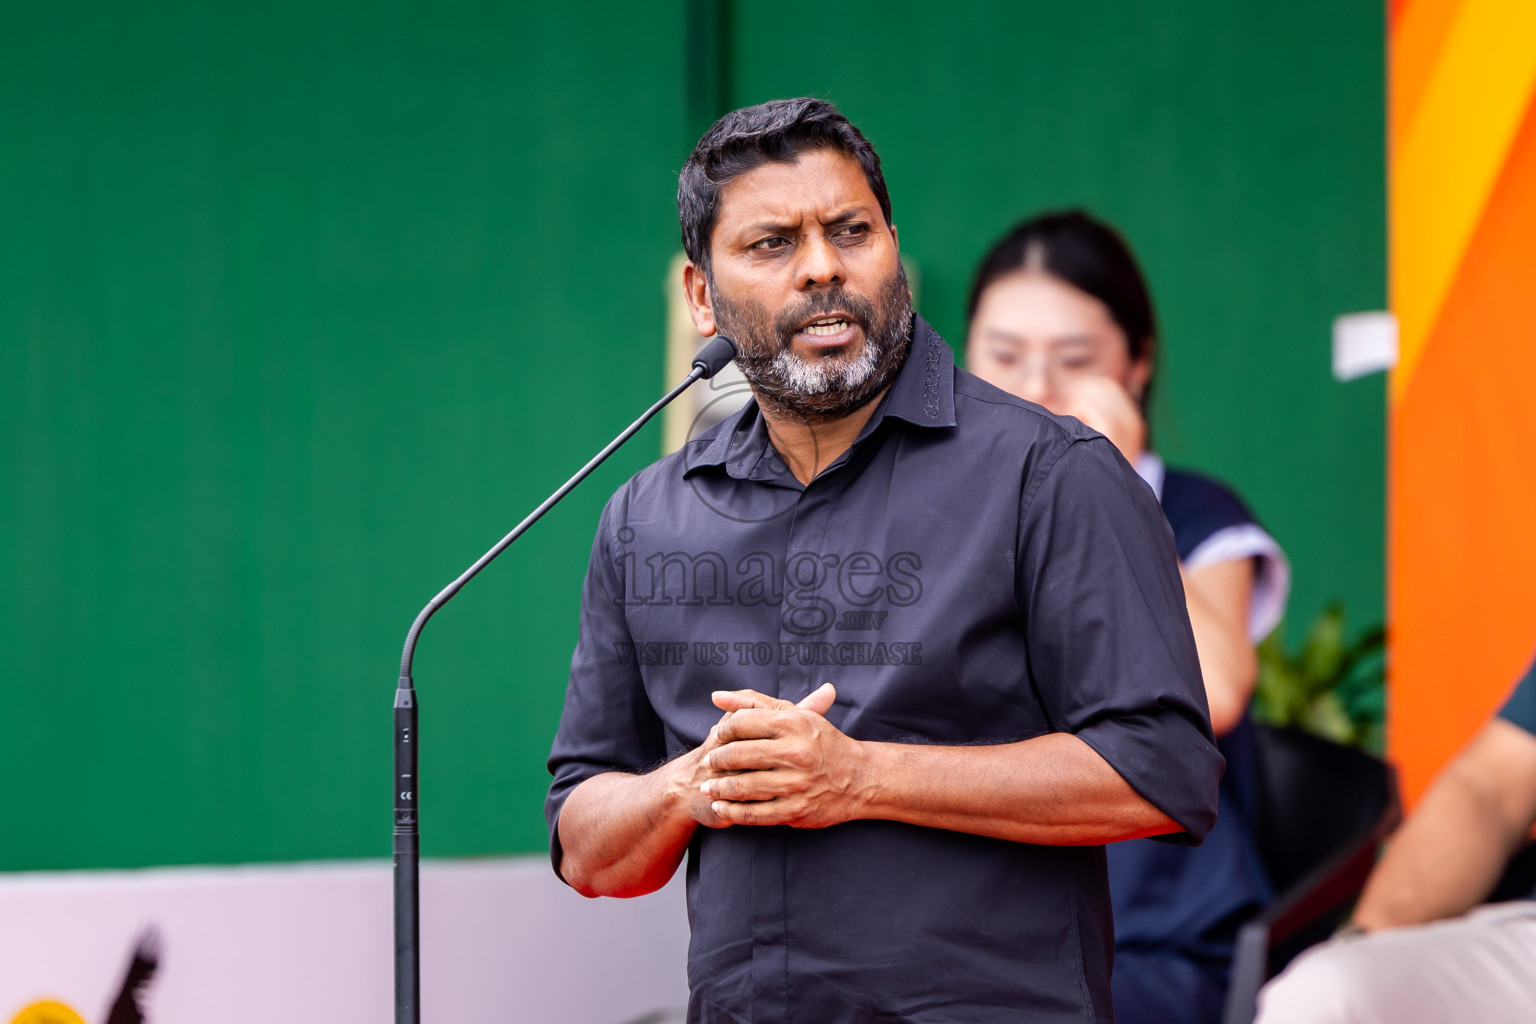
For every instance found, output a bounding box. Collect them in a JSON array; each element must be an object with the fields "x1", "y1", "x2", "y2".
[{"x1": 684, "y1": 682, "x2": 868, "y2": 830}]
